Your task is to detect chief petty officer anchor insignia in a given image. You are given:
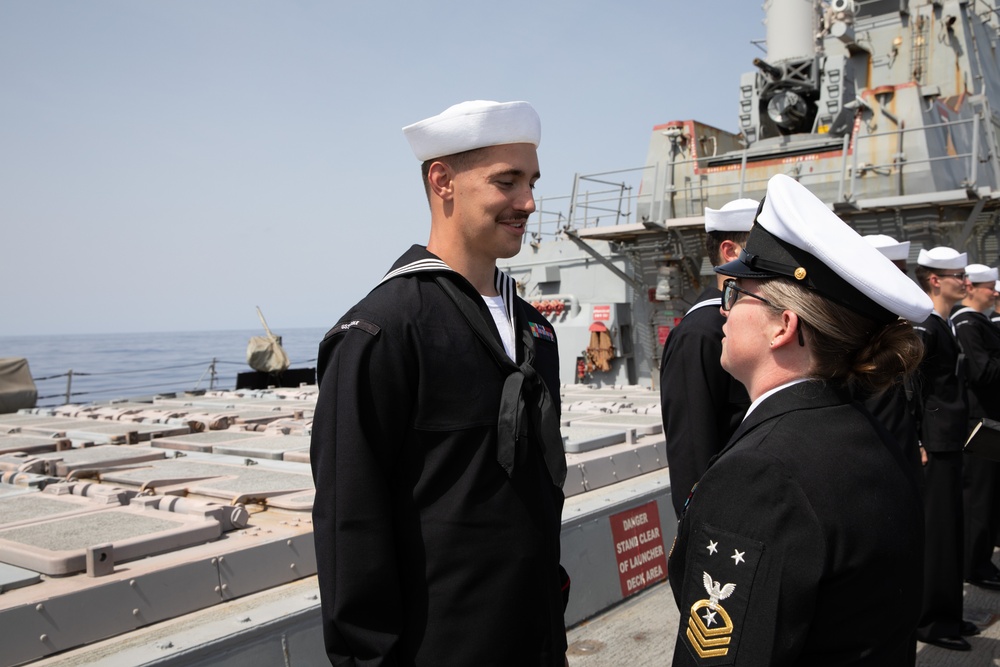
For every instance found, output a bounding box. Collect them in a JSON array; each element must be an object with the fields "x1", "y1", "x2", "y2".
[{"x1": 682, "y1": 524, "x2": 763, "y2": 664}]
